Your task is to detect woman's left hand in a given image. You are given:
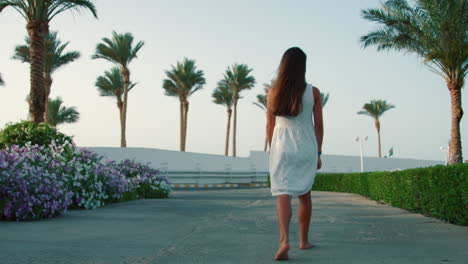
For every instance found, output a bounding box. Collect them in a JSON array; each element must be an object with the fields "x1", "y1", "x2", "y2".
[{"x1": 317, "y1": 157, "x2": 322, "y2": 170}]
